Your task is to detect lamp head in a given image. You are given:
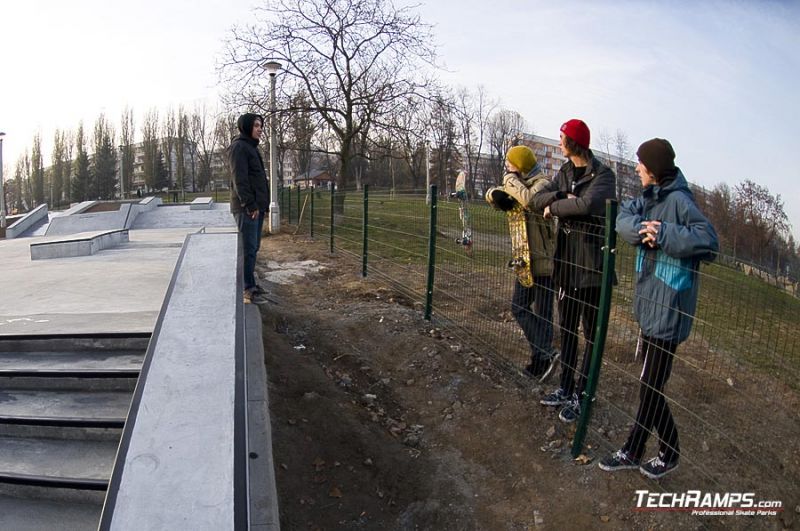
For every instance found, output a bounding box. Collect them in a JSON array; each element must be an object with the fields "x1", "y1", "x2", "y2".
[{"x1": 263, "y1": 61, "x2": 282, "y2": 76}]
